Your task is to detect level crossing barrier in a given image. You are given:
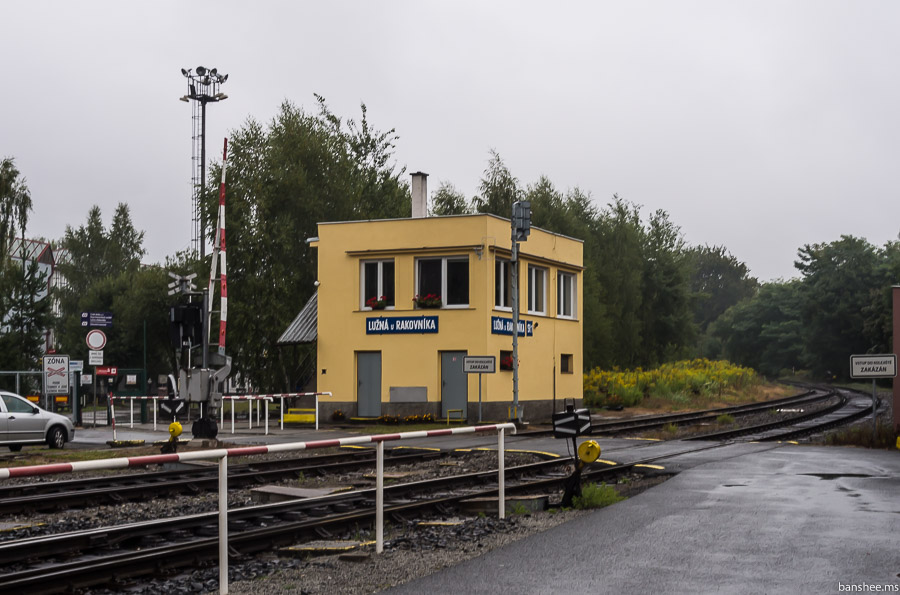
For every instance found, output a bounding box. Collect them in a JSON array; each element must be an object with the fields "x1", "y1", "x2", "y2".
[{"x1": 0, "y1": 423, "x2": 516, "y2": 595}]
